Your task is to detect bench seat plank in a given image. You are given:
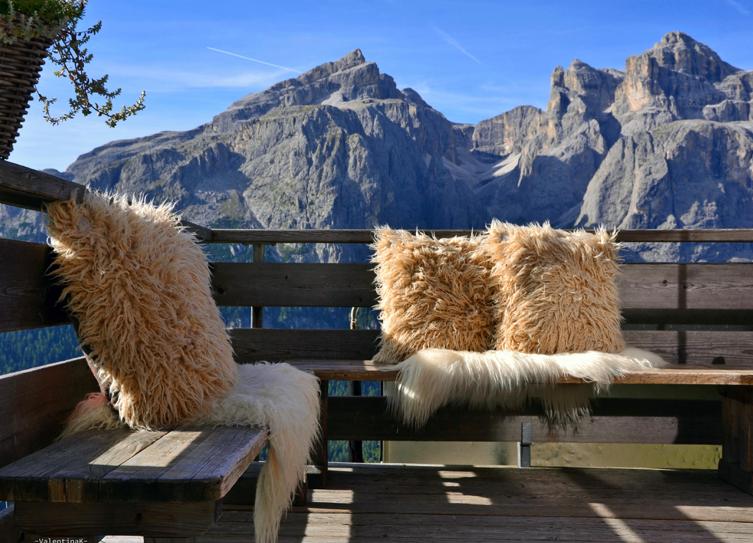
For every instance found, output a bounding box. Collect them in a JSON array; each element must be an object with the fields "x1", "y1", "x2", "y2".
[
  {"x1": 0, "y1": 426, "x2": 267, "y2": 503},
  {"x1": 287, "y1": 360, "x2": 753, "y2": 385}
]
